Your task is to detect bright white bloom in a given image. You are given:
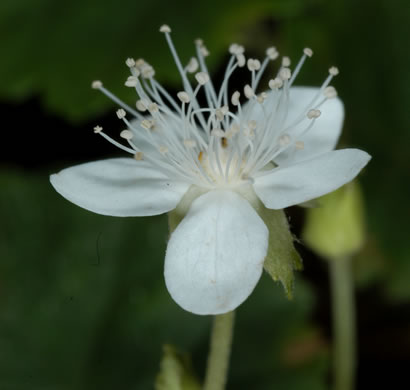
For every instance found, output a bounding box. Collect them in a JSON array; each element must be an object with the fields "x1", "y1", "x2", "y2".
[{"x1": 51, "y1": 26, "x2": 370, "y2": 315}]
